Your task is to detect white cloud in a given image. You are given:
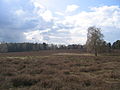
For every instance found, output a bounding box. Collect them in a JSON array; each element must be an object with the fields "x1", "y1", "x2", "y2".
[
  {"x1": 90, "y1": 6, "x2": 120, "y2": 28},
  {"x1": 11, "y1": 5, "x2": 120, "y2": 44},
  {"x1": 62, "y1": 5, "x2": 120, "y2": 29},
  {"x1": 66, "y1": 4, "x2": 79, "y2": 12},
  {"x1": 30, "y1": 0, "x2": 54, "y2": 22},
  {"x1": 70, "y1": 36, "x2": 87, "y2": 44},
  {"x1": 24, "y1": 30, "x2": 43, "y2": 42},
  {"x1": 55, "y1": 12, "x2": 64, "y2": 16},
  {"x1": 24, "y1": 29, "x2": 51, "y2": 42},
  {"x1": 40, "y1": 10, "x2": 53, "y2": 22},
  {"x1": 24, "y1": 5, "x2": 119, "y2": 44},
  {"x1": 33, "y1": 1, "x2": 45, "y2": 9},
  {"x1": 53, "y1": 5, "x2": 120, "y2": 44}
]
